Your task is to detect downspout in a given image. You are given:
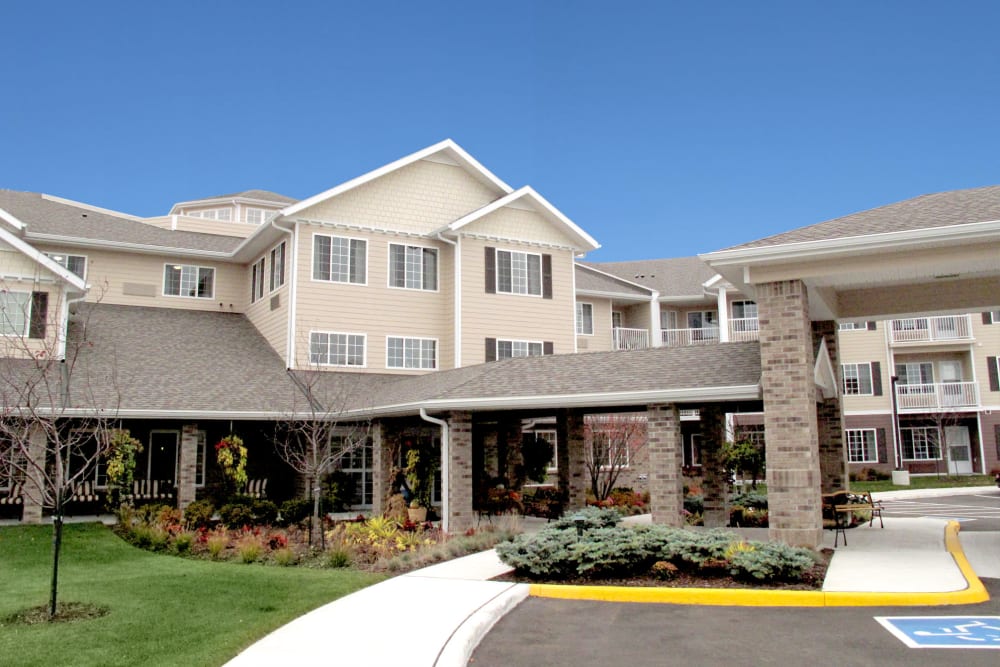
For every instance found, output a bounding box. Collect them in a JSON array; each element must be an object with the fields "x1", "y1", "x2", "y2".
[
  {"x1": 435, "y1": 233, "x2": 460, "y2": 369},
  {"x1": 419, "y1": 408, "x2": 450, "y2": 533},
  {"x1": 60, "y1": 291, "x2": 88, "y2": 360},
  {"x1": 272, "y1": 217, "x2": 297, "y2": 368}
]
